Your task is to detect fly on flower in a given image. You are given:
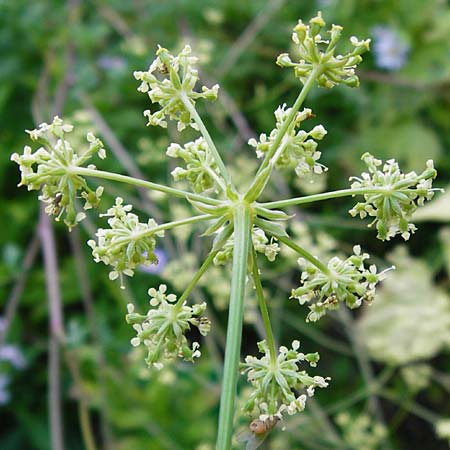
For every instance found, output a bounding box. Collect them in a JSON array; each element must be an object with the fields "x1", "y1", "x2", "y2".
[{"x1": 236, "y1": 416, "x2": 280, "y2": 450}]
